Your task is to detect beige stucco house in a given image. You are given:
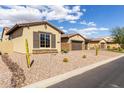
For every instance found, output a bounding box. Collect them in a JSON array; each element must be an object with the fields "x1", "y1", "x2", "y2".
[
  {"x1": 5, "y1": 21, "x2": 64, "y2": 54},
  {"x1": 87, "y1": 37, "x2": 120, "y2": 50},
  {"x1": 61, "y1": 34, "x2": 86, "y2": 51},
  {"x1": 104, "y1": 37, "x2": 120, "y2": 49},
  {"x1": 87, "y1": 38, "x2": 107, "y2": 49}
]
